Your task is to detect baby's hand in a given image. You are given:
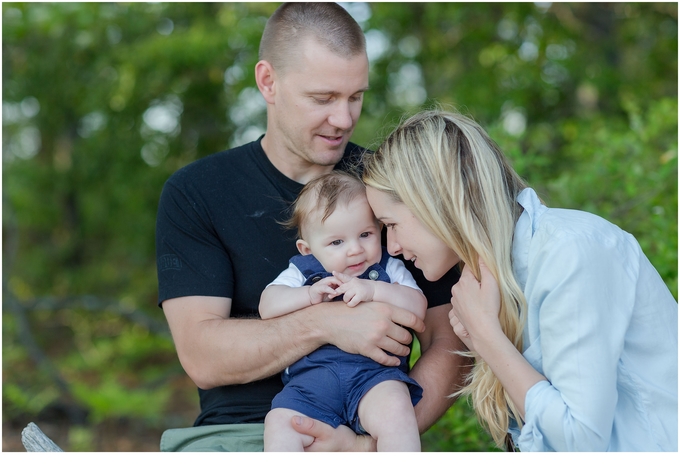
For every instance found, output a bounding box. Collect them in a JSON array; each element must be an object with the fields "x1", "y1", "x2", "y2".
[
  {"x1": 308, "y1": 277, "x2": 341, "y2": 304},
  {"x1": 332, "y1": 271, "x2": 375, "y2": 307}
]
